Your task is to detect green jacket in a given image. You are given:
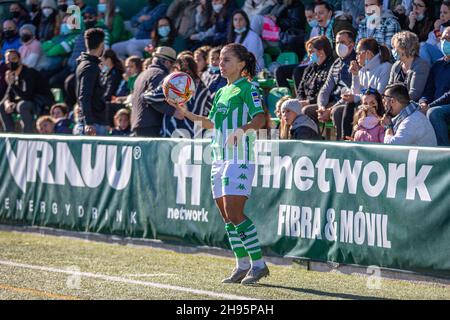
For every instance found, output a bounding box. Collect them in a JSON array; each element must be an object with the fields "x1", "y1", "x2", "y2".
[{"x1": 41, "y1": 30, "x2": 81, "y2": 57}]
